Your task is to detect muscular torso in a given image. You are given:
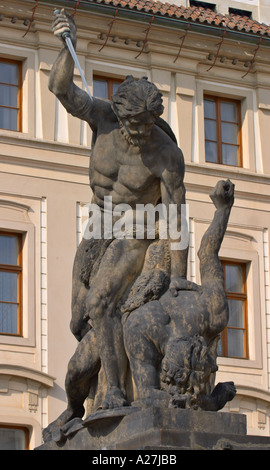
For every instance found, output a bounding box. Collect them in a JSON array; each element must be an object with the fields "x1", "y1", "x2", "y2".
[{"x1": 89, "y1": 112, "x2": 179, "y2": 210}]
